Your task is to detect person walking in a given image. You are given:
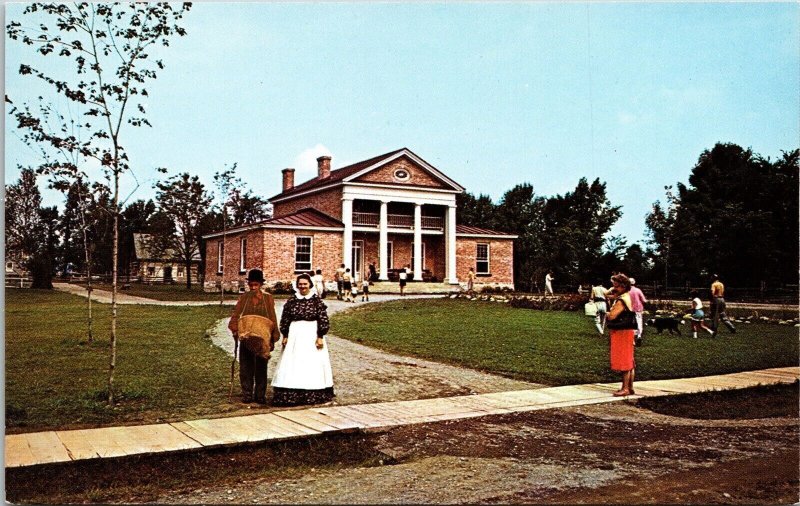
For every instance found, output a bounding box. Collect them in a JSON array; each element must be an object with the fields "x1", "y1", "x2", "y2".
[
  {"x1": 271, "y1": 273, "x2": 334, "y2": 406},
  {"x1": 334, "y1": 263, "x2": 345, "y2": 300},
  {"x1": 342, "y1": 268, "x2": 353, "y2": 302},
  {"x1": 313, "y1": 269, "x2": 325, "y2": 298},
  {"x1": 690, "y1": 291, "x2": 715, "y2": 338},
  {"x1": 545, "y1": 271, "x2": 555, "y2": 296},
  {"x1": 605, "y1": 273, "x2": 638, "y2": 397},
  {"x1": 591, "y1": 280, "x2": 609, "y2": 335},
  {"x1": 368, "y1": 261, "x2": 378, "y2": 282},
  {"x1": 710, "y1": 274, "x2": 736, "y2": 335},
  {"x1": 399, "y1": 264, "x2": 409, "y2": 296},
  {"x1": 361, "y1": 275, "x2": 370, "y2": 302},
  {"x1": 466, "y1": 267, "x2": 476, "y2": 293},
  {"x1": 628, "y1": 278, "x2": 647, "y2": 346},
  {"x1": 227, "y1": 269, "x2": 281, "y2": 404}
]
